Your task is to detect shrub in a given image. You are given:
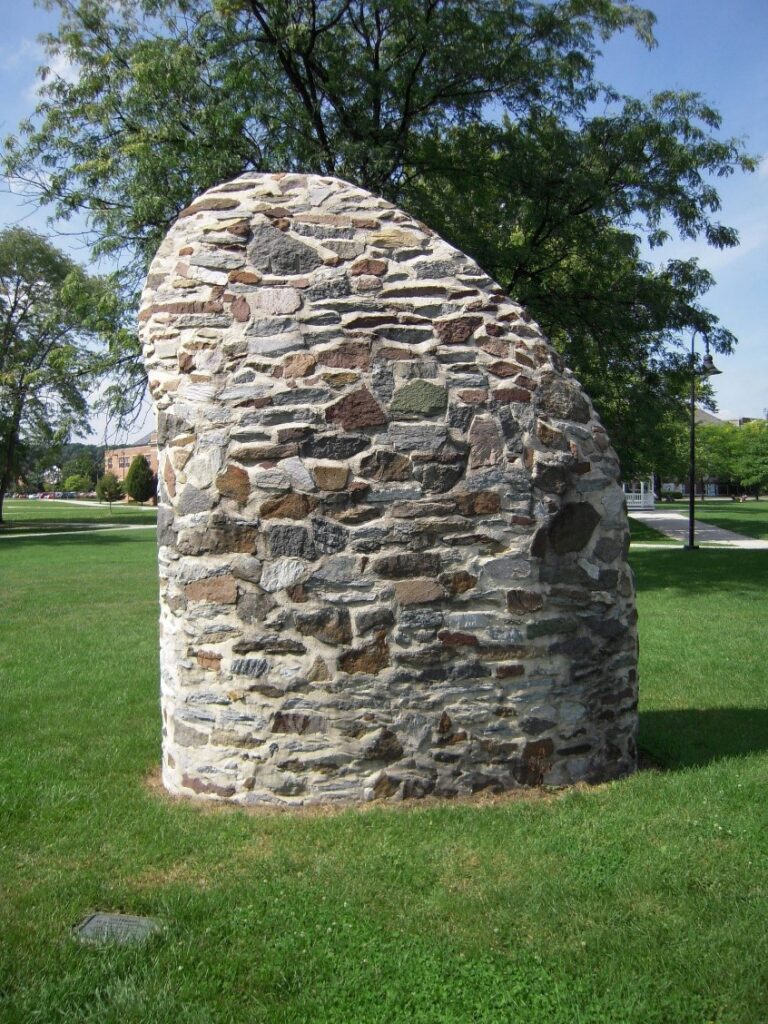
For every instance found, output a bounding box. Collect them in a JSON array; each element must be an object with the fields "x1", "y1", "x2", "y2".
[{"x1": 124, "y1": 455, "x2": 156, "y2": 504}]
